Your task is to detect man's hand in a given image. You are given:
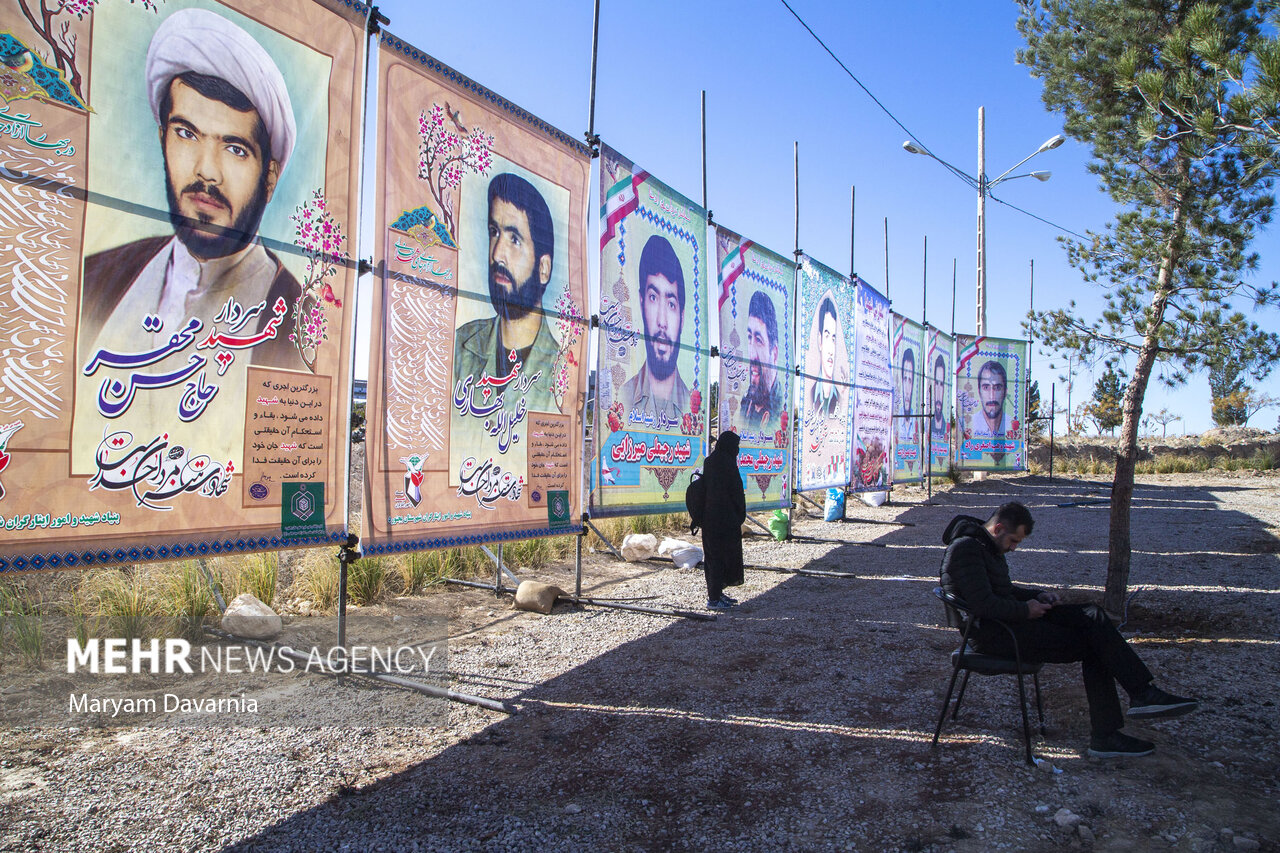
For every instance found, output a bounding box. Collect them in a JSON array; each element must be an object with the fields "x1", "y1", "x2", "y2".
[
  {"x1": 1027, "y1": 599, "x2": 1053, "y2": 619},
  {"x1": 1036, "y1": 591, "x2": 1060, "y2": 606}
]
